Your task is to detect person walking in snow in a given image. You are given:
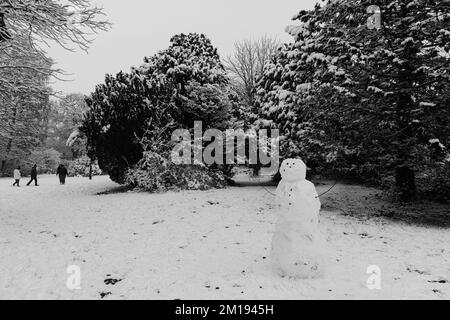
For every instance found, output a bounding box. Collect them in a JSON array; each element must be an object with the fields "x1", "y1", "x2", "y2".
[
  {"x1": 12, "y1": 166, "x2": 21, "y2": 187},
  {"x1": 27, "y1": 164, "x2": 39, "y2": 186},
  {"x1": 56, "y1": 164, "x2": 68, "y2": 185}
]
